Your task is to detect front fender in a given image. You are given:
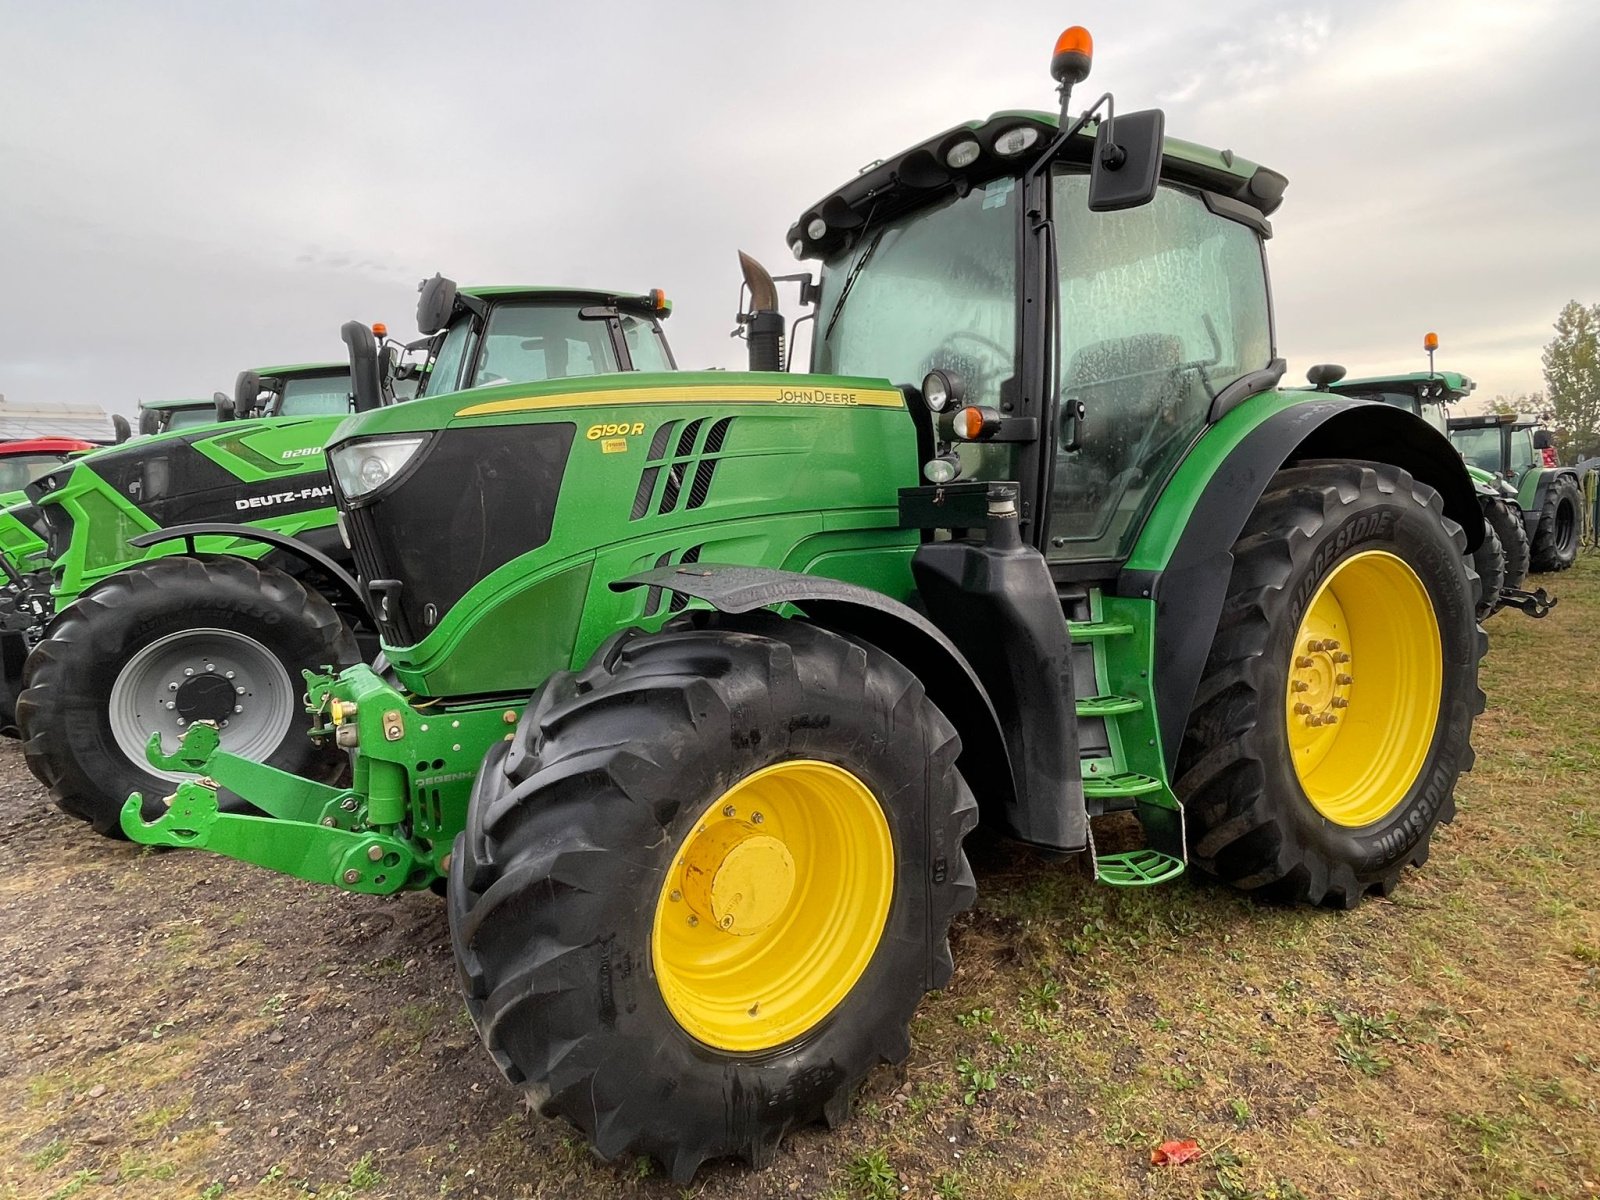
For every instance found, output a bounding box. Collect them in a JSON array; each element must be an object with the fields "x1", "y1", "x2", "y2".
[{"x1": 611, "y1": 563, "x2": 1019, "y2": 830}]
